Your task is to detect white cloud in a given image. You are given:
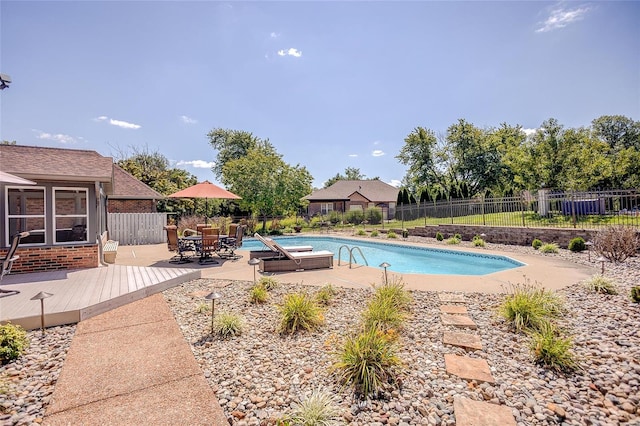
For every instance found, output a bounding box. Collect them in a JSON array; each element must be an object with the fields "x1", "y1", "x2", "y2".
[
  {"x1": 373, "y1": 140, "x2": 381, "y2": 145},
  {"x1": 372, "y1": 150, "x2": 385, "y2": 157},
  {"x1": 277, "y1": 48, "x2": 302, "y2": 57},
  {"x1": 388, "y1": 180, "x2": 402, "y2": 188},
  {"x1": 176, "y1": 160, "x2": 215, "y2": 169},
  {"x1": 180, "y1": 115, "x2": 198, "y2": 124},
  {"x1": 522, "y1": 128, "x2": 537, "y2": 136},
  {"x1": 270, "y1": 32, "x2": 279, "y2": 38},
  {"x1": 536, "y1": 6, "x2": 590, "y2": 33},
  {"x1": 33, "y1": 129, "x2": 78, "y2": 144},
  {"x1": 94, "y1": 115, "x2": 141, "y2": 129},
  {"x1": 348, "y1": 154, "x2": 358, "y2": 158}
]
